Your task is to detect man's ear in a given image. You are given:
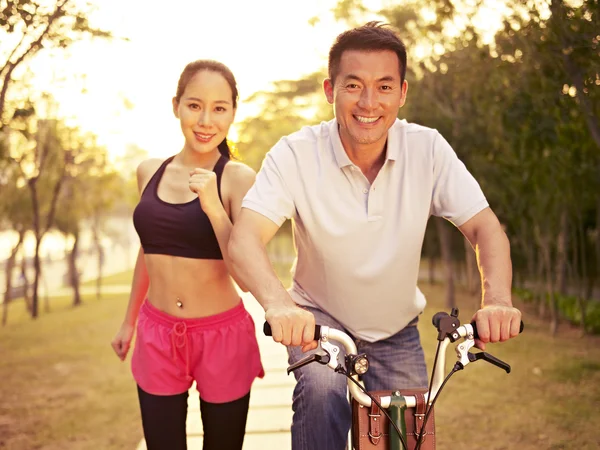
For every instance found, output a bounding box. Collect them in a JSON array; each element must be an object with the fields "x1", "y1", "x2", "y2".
[
  {"x1": 172, "y1": 97, "x2": 179, "y2": 118},
  {"x1": 323, "y1": 78, "x2": 334, "y2": 105},
  {"x1": 399, "y1": 80, "x2": 409, "y2": 107}
]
